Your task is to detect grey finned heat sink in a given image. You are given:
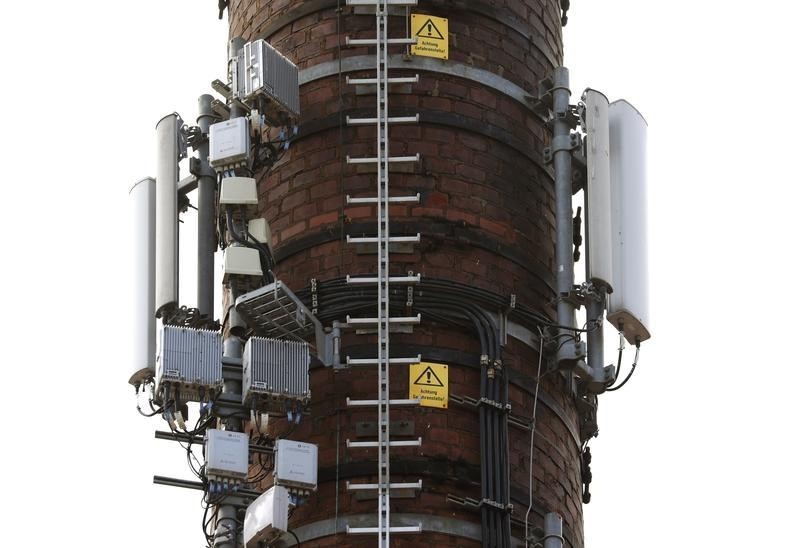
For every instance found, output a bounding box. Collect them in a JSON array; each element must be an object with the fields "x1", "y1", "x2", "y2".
[
  {"x1": 239, "y1": 39, "x2": 300, "y2": 125},
  {"x1": 235, "y1": 281, "x2": 319, "y2": 340},
  {"x1": 155, "y1": 326, "x2": 223, "y2": 401},
  {"x1": 243, "y1": 337, "x2": 310, "y2": 410}
]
